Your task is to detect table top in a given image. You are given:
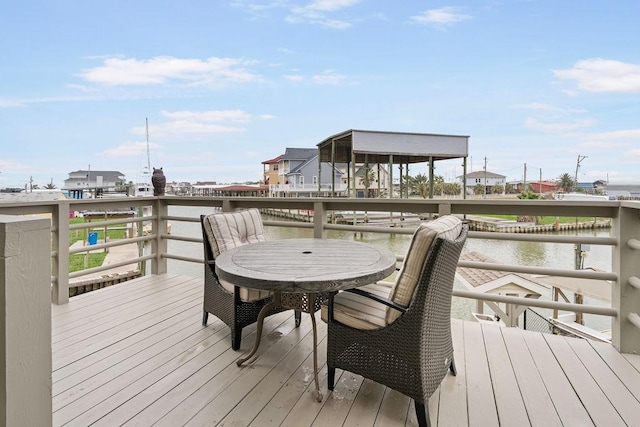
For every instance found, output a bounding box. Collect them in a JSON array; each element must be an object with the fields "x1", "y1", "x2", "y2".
[{"x1": 215, "y1": 238, "x2": 397, "y2": 293}]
